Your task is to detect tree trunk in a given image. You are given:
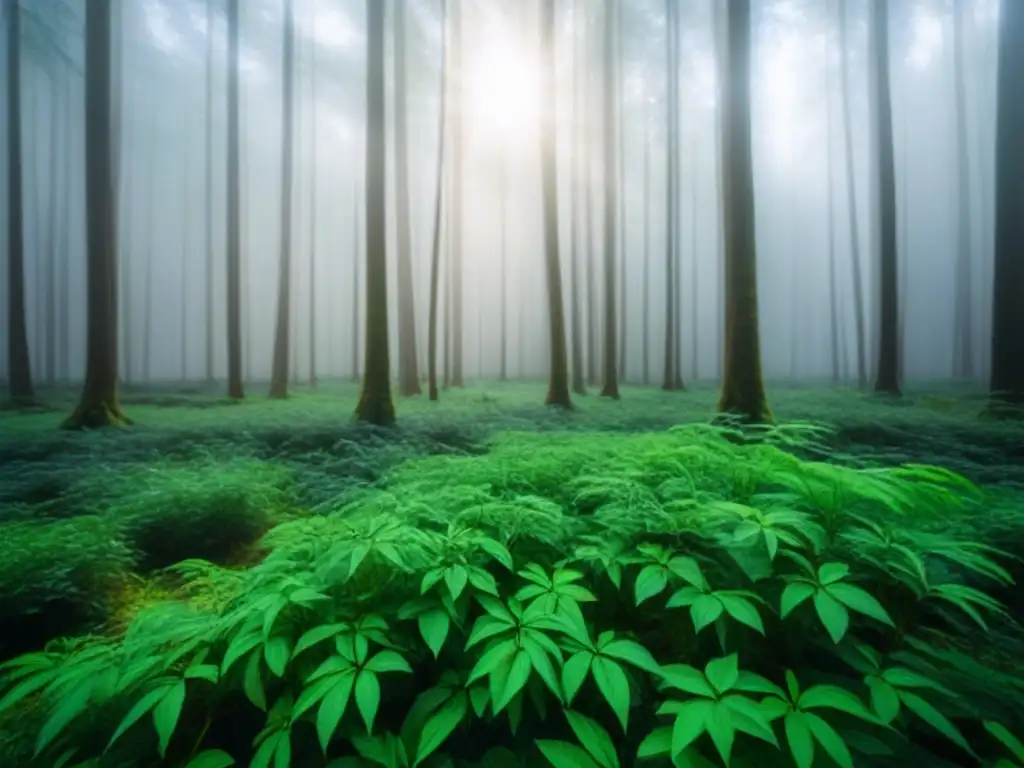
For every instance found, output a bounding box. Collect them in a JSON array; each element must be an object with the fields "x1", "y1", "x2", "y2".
[
  {"x1": 838, "y1": 0, "x2": 867, "y2": 387},
  {"x1": 354, "y1": 0, "x2": 396, "y2": 425},
  {"x1": 45, "y1": 77, "x2": 59, "y2": 385},
  {"x1": 616, "y1": 0, "x2": 627, "y2": 383},
  {"x1": 870, "y1": 0, "x2": 900, "y2": 396},
  {"x1": 180, "y1": 108, "x2": 190, "y2": 381},
  {"x1": 642, "y1": 101, "x2": 651, "y2": 386},
  {"x1": 394, "y1": 1, "x2": 421, "y2": 396},
  {"x1": 308, "y1": 11, "x2": 318, "y2": 390},
  {"x1": 449, "y1": 0, "x2": 464, "y2": 387},
  {"x1": 990, "y1": 0, "x2": 1024, "y2": 409},
  {"x1": 951, "y1": 0, "x2": 973, "y2": 379},
  {"x1": 205, "y1": 0, "x2": 215, "y2": 382},
  {"x1": 351, "y1": 192, "x2": 360, "y2": 381},
  {"x1": 225, "y1": 0, "x2": 244, "y2": 399},
  {"x1": 600, "y1": 0, "x2": 619, "y2": 399},
  {"x1": 5, "y1": 0, "x2": 35, "y2": 405},
  {"x1": 716, "y1": 0, "x2": 770, "y2": 424},
  {"x1": 427, "y1": 0, "x2": 448, "y2": 402},
  {"x1": 269, "y1": 0, "x2": 296, "y2": 399},
  {"x1": 498, "y1": 135, "x2": 508, "y2": 382},
  {"x1": 64, "y1": 0, "x2": 130, "y2": 428},
  {"x1": 826, "y1": 2, "x2": 841, "y2": 384},
  {"x1": 58, "y1": 75, "x2": 73, "y2": 382},
  {"x1": 540, "y1": 0, "x2": 572, "y2": 409},
  {"x1": 570, "y1": 0, "x2": 586, "y2": 395},
  {"x1": 662, "y1": 0, "x2": 680, "y2": 392}
]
